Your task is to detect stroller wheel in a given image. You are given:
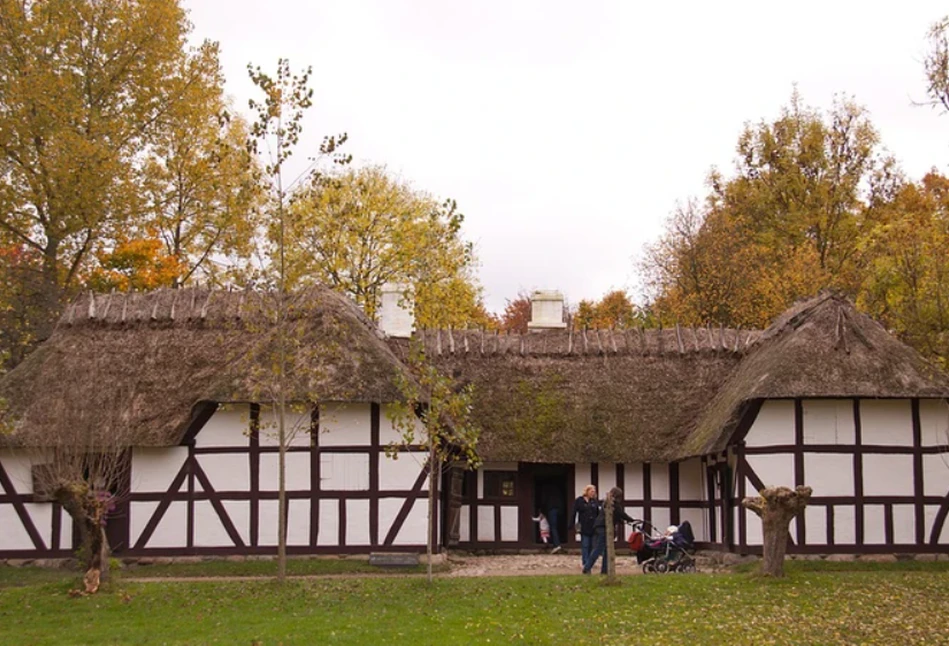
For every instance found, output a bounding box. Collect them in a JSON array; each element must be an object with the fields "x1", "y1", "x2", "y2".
[
  {"x1": 642, "y1": 561, "x2": 656, "y2": 574},
  {"x1": 655, "y1": 561, "x2": 669, "y2": 574},
  {"x1": 681, "y1": 562, "x2": 697, "y2": 574}
]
